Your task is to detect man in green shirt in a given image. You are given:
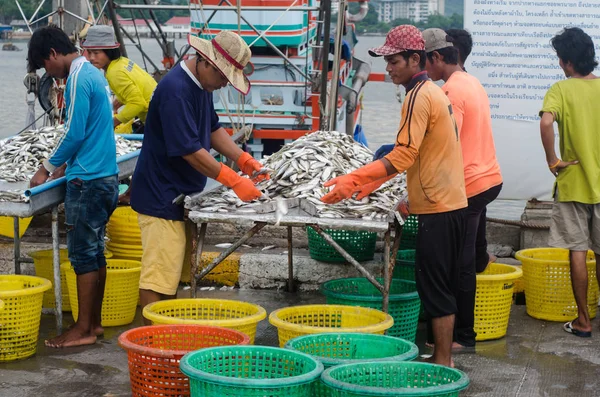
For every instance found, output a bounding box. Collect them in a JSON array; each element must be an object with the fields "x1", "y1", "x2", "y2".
[{"x1": 540, "y1": 27, "x2": 600, "y2": 338}]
